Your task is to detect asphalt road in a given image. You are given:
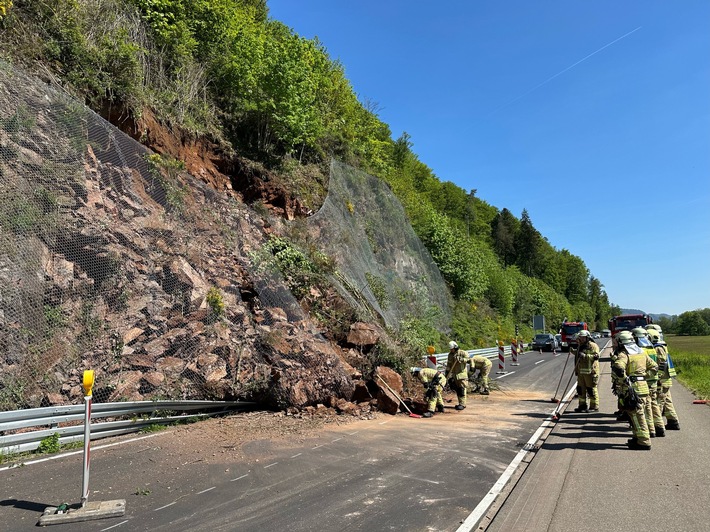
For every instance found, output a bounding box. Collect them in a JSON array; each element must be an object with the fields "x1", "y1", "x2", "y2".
[{"x1": 0, "y1": 346, "x2": 587, "y2": 532}]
